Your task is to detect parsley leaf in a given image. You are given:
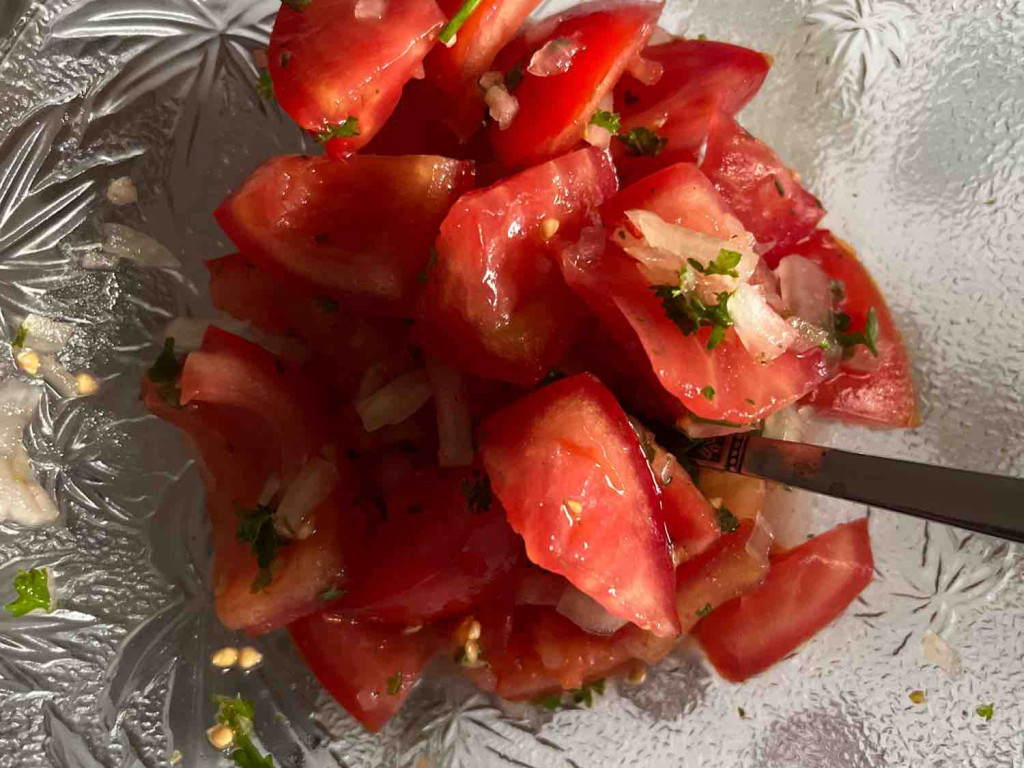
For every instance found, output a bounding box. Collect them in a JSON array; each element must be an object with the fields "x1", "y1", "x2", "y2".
[
  {"x1": 589, "y1": 110, "x2": 621, "y2": 134},
  {"x1": 571, "y1": 678, "x2": 606, "y2": 708},
  {"x1": 701, "y1": 386, "x2": 715, "y2": 401},
  {"x1": 4, "y1": 568, "x2": 53, "y2": 617},
  {"x1": 976, "y1": 703, "x2": 994, "y2": 721},
  {"x1": 696, "y1": 603, "x2": 712, "y2": 618},
  {"x1": 418, "y1": 247, "x2": 438, "y2": 285},
  {"x1": 616, "y1": 127, "x2": 667, "y2": 157},
  {"x1": 836, "y1": 307, "x2": 879, "y2": 356},
  {"x1": 316, "y1": 118, "x2": 360, "y2": 143},
  {"x1": 11, "y1": 325, "x2": 26, "y2": 349},
  {"x1": 653, "y1": 272, "x2": 734, "y2": 351},
  {"x1": 505, "y1": 63, "x2": 524, "y2": 91},
  {"x1": 281, "y1": 0, "x2": 310, "y2": 10},
  {"x1": 386, "y1": 671, "x2": 403, "y2": 695},
  {"x1": 716, "y1": 505, "x2": 740, "y2": 534},
  {"x1": 147, "y1": 338, "x2": 182, "y2": 383},
  {"x1": 701, "y1": 249, "x2": 743, "y2": 278},
  {"x1": 533, "y1": 692, "x2": 562, "y2": 711},
  {"x1": 830, "y1": 279, "x2": 846, "y2": 302},
  {"x1": 256, "y1": 71, "x2": 274, "y2": 100},
  {"x1": 214, "y1": 696, "x2": 274, "y2": 768},
  {"x1": 460, "y1": 471, "x2": 492, "y2": 513},
  {"x1": 438, "y1": 0, "x2": 484, "y2": 45},
  {"x1": 773, "y1": 176, "x2": 785, "y2": 197},
  {"x1": 539, "y1": 368, "x2": 566, "y2": 388},
  {"x1": 318, "y1": 583, "x2": 346, "y2": 601},
  {"x1": 236, "y1": 506, "x2": 282, "y2": 592},
  {"x1": 738, "y1": 706, "x2": 747, "y2": 718}
]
